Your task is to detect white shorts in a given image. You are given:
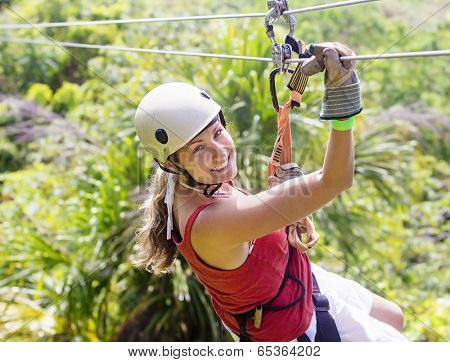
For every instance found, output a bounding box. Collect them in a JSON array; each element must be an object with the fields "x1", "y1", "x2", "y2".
[
  {"x1": 224, "y1": 263, "x2": 407, "y2": 342},
  {"x1": 303, "y1": 263, "x2": 407, "y2": 342}
]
